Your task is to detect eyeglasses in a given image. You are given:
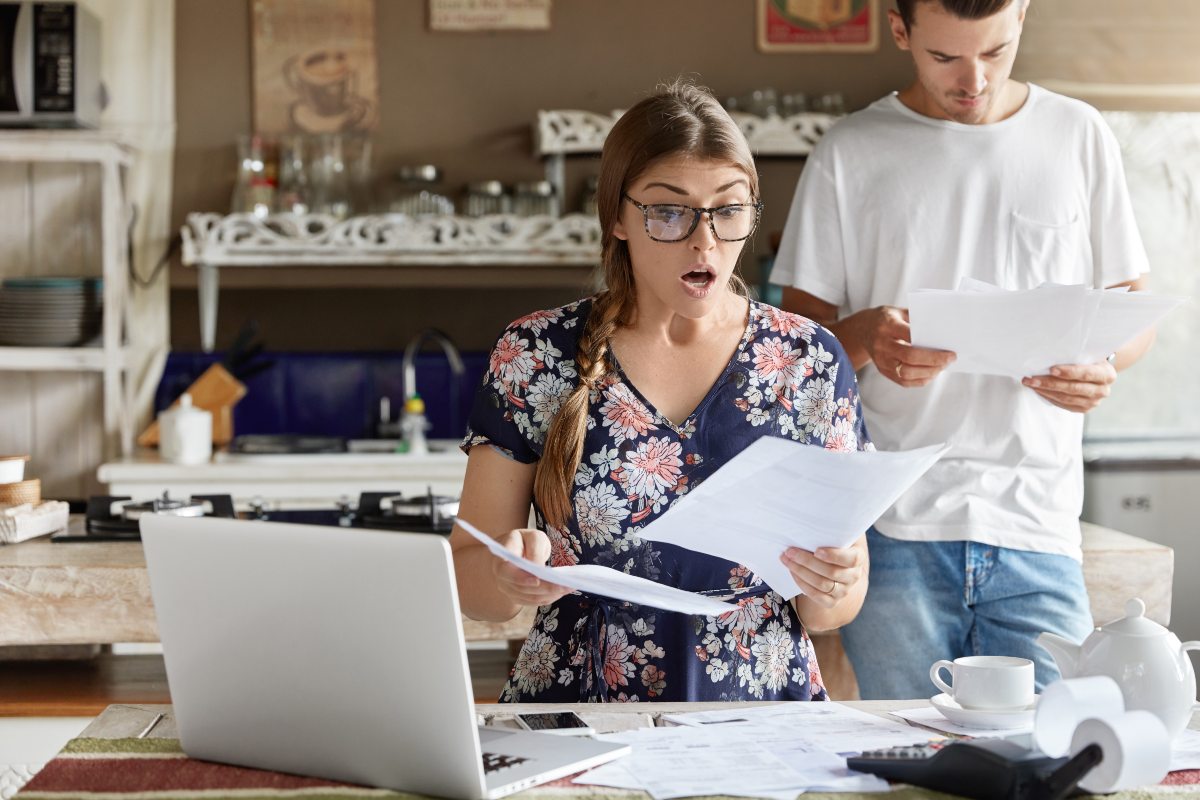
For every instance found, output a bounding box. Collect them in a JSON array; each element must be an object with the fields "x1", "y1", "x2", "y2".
[{"x1": 623, "y1": 194, "x2": 763, "y2": 243}]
